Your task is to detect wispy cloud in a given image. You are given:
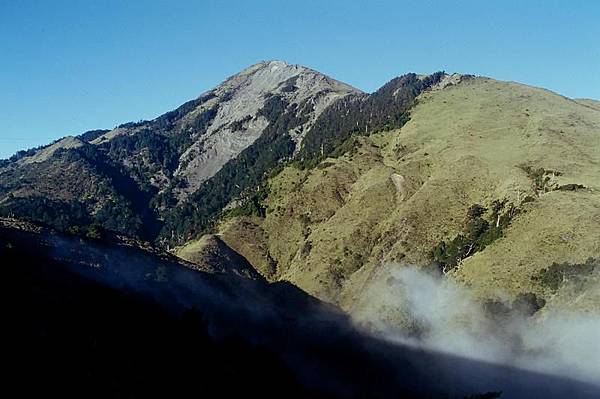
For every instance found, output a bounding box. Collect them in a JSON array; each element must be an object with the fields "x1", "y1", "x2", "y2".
[{"x1": 352, "y1": 265, "x2": 600, "y2": 386}]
